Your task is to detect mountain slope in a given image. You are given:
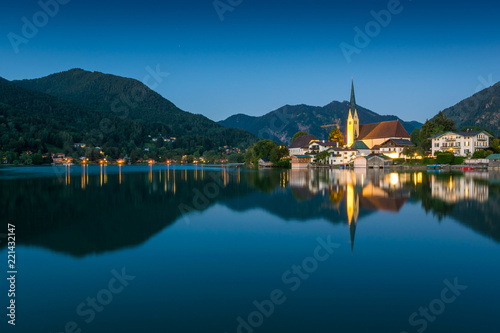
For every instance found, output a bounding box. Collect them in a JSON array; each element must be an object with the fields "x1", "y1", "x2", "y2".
[
  {"x1": 439, "y1": 81, "x2": 500, "y2": 135},
  {"x1": 219, "y1": 101, "x2": 422, "y2": 144},
  {"x1": 11, "y1": 68, "x2": 258, "y2": 149}
]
